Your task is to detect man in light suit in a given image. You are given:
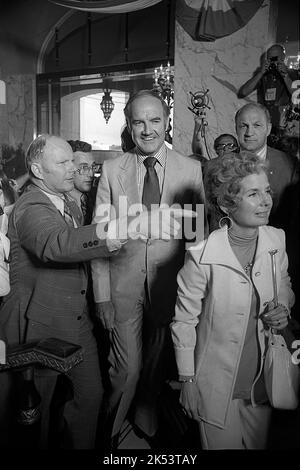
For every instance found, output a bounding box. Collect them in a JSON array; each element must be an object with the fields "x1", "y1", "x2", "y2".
[
  {"x1": 235, "y1": 103, "x2": 299, "y2": 228},
  {"x1": 0, "y1": 134, "x2": 189, "y2": 449},
  {"x1": 91, "y1": 90, "x2": 206, "y2": 446}
]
